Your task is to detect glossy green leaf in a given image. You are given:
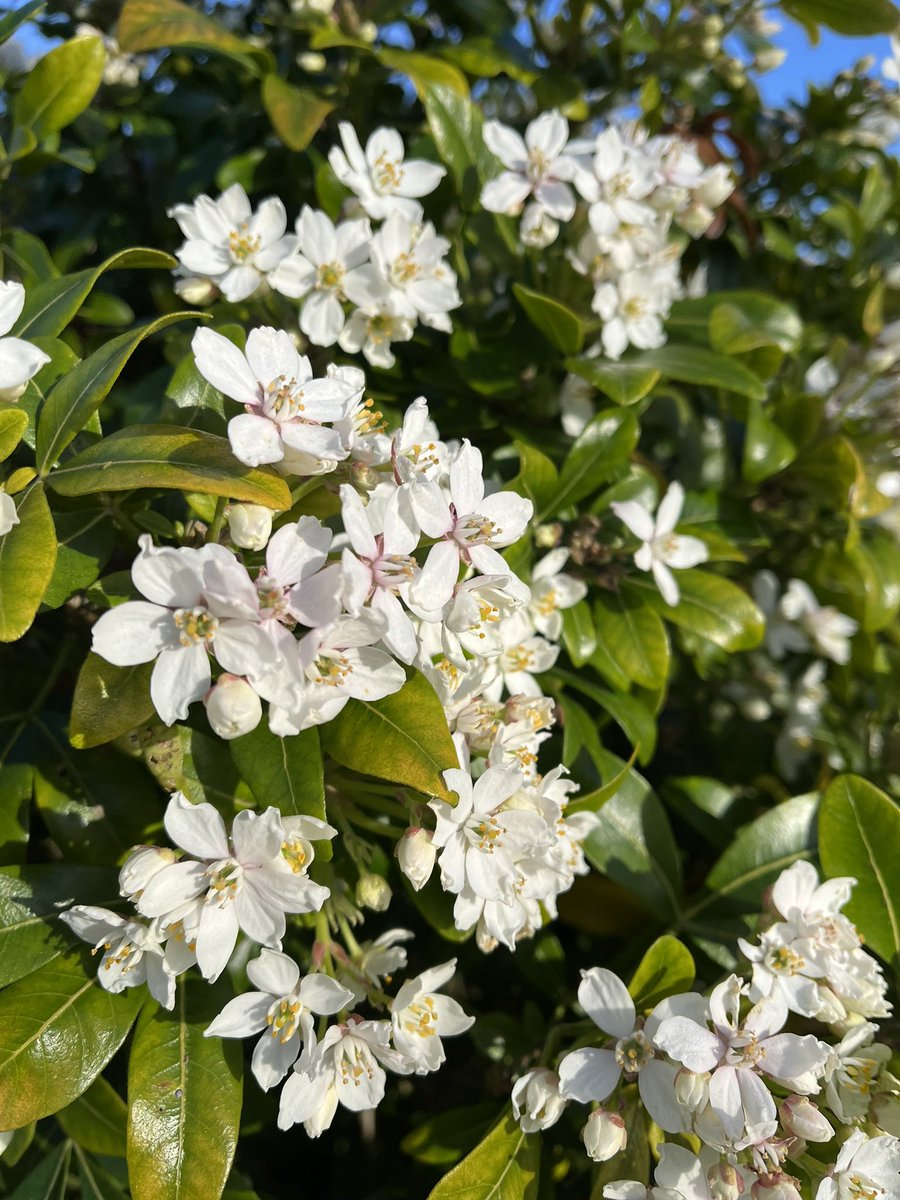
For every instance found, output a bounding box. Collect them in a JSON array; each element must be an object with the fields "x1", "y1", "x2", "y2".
[
  {"x1": 650, "y1": 570, "x2": 765, "y2": 652},
  {"x1": 0, "y1": 865, "x2": 118, "y2": 987},
  {"x1": 36, "y1": 311, "x2": 206, "y2": 473},
  {"x1": 427, "y1": 1107, "x2": 539, "y2": 1200},
  {"x1": 743, "y1": 398, "x2": 796, "y2": 484},
  {"x1": 628, "y1": 935, "x2": 695, "y2": 1009},
  {"x1": 13, "y1": 249, "x2": 178, "y2": 339},
  {"x1": 261, "y1": 75, "x2": 333, "y2": 151},
  {"x1": 566, "y1": 749, "x2": 638, "y2": 816},
  {"x1": 402, "y1": 1103, "x2": 497, "y2": 1166},
  {"x1": 127, "y1": 979, "x2": 243, "y2": 1200},
  {"x1": 553, "y1": 668, "x2": 657, "y2": 763},
  {"x1": 117, "y1": 0, "x2": 270, "y2": 68},
  {"x1": 0, "y1": 950, "x2": 142, "y2": 1128},
  {"x1": 0, "y1": 408, "x2": 28, "y2": 462},
  {"x1": 423, "y1": 82, "x2": 497, "y2": 192},
  {"x1": 507, "y1": 440, "x2": 559, "y2": 514},
  {"x1": 0, "y1": 764, "x2": 31, "y2": 865},
  {"x1": 47, "y1": 425, "x2": 292, "y2": 509},
  {"x1": 379, "y1": 49, "x2": 469, "y2": 97},
  {"x1": 230, "y1": 725, "x2": 329, "y2": 857},
  {"x1": 783, "y1": 0, "x2": 899, "y2": 35},
  {"x1": 820, "y1": 775, "x2": 900, "y2": 966},
  {"x1": 7, "y1": 1140, "x2": 71, "y2": 1200},
  {"x1": 541, "y1": 409, "x2": 639, "y2": 518},
  {"x1": 561, "y1": 600, "x2": 598, "y2": 667},
  {"x1": 41, "y1": 507, "x2": 116, "y2": 610},
  {"x1": 634, "y1": 344, "x2": 767, "y2": 400},
  {"x1": 0, "y1": 1, "x2": 45, "y2": 46},
  {"x1": 322, "y1": 671, "x2": 459, "y2": 804},
  {"x1": 0, "y1": 483, "x2": 57, "y2": 643},
  {"x1": 512, "y1": 284, "x2": 583, "y2": 356},
  {"x1": 565, "y1": 357, "x2": 660, "y2": 406},
  {"x1": 13, "y1": 35, "x2": 105, "y2": 138},
  {"x1": 57, "y1": 1074, "x2": 128, "y2": 1157},
  {"x1": 69, "y1": 654, "x2": 156, "y2": 749},
  {"x1": 593, "y1": 588, "x2": 670, "y2": 689}
]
